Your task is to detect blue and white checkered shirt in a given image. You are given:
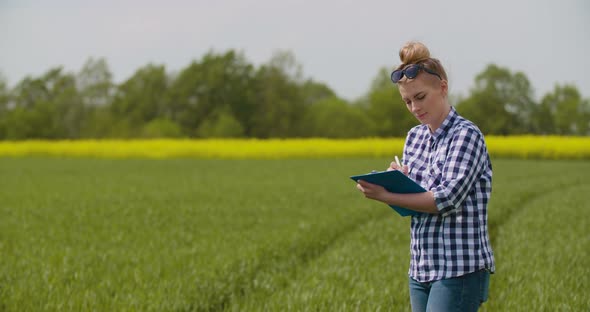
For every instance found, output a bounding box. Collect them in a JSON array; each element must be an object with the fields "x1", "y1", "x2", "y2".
[{"x1": 403, "y1": 106, "x2": 495, "y2": 282}]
